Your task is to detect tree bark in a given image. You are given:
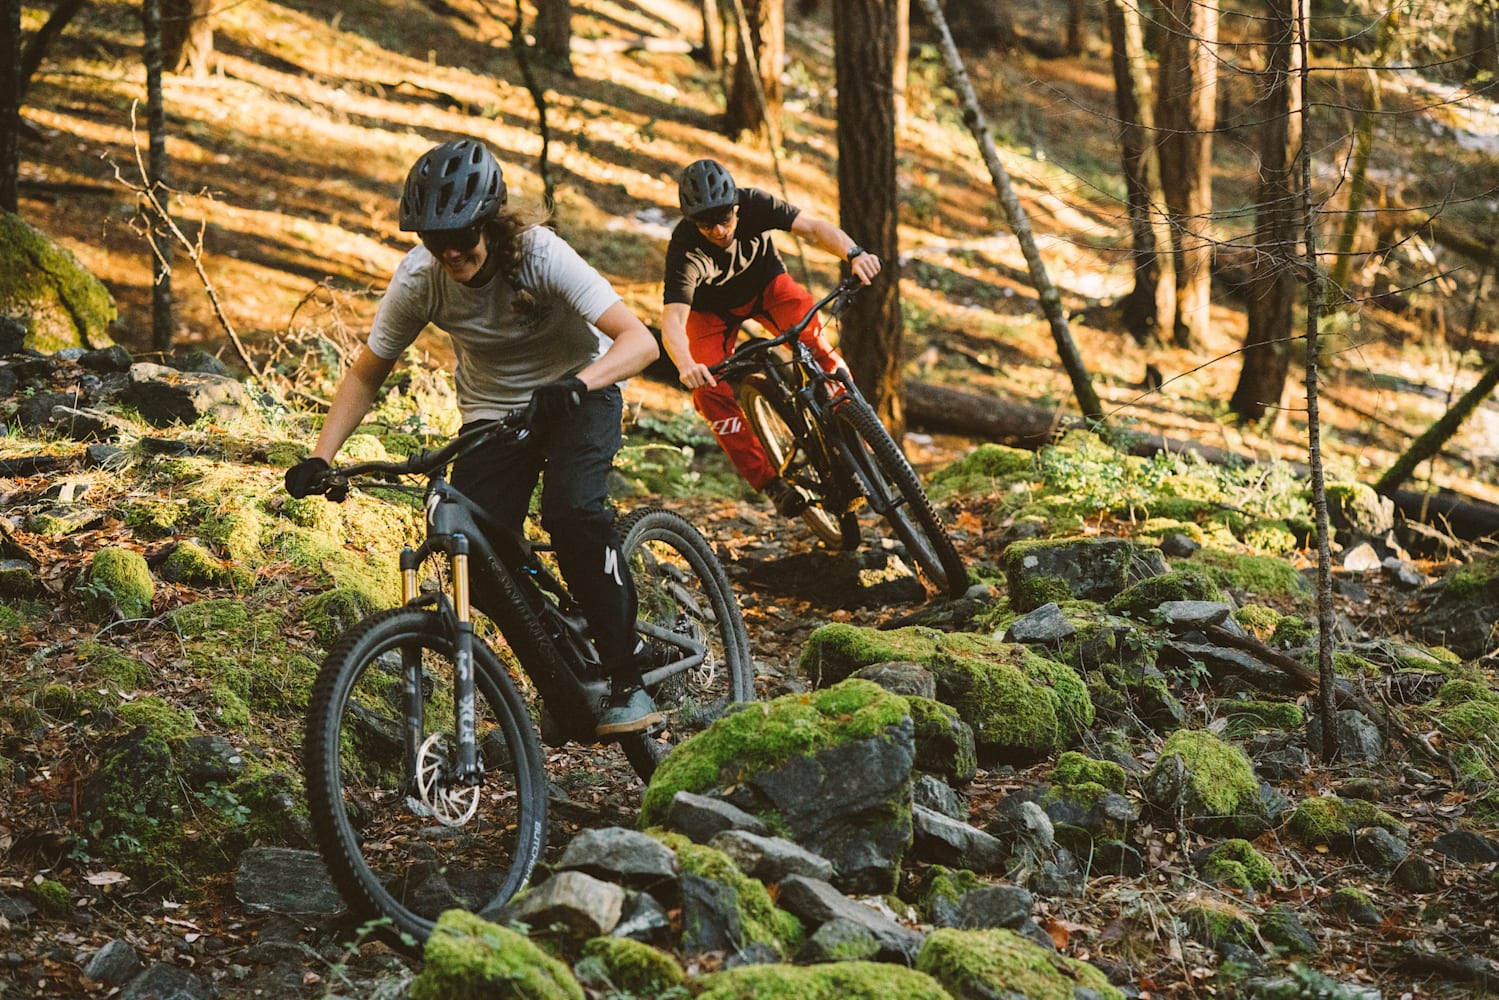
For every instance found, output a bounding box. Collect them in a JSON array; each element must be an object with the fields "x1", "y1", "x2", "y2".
[
  {"x1": 1229, "y1": 0, "x2": 1301, "y2": 424},
  {"x1": 142, "y1": 0, "x2": 175, "y2": 355},
  {"x1": 701, "y1": 0, "x2": 724, "y2": 69},
  {"x1": 725, "y1": 0, "x2": 782, "y2": 143},
  {"x1": 912, "y1": 0, "x2": 1105, "y2": 427},
  {"x1": 2, "y1": 0, "x2": 19, "y2": 214},
  {"x1": 533, "y1": 0, "x2": 574, "y2": 74},
  {"x1": 833, "y1": 0, "x2": 903, "y2": 433},
  {"x1": 161, "y1": 0, "x2": 214, "y2": 79},
  {"x1": 1154, "y1": 0, "x2": 1218, "y2": 349},
  {"x1": 1105, "y1": 0, "x2": 1174, "y2": 346}
]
